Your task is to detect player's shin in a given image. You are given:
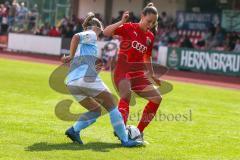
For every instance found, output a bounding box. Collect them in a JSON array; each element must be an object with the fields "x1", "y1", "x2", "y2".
[
  {"x1": 73, "y1": 111, "x2": 101, "y2": 132},
  {"x1": 109, "y1": 107, "x2": 128, "y2": 142},
  {"x1": 118, "y1": 98, "x2": 130, "y2": 124},
  {"x1": 137, "y1": 101, "x2": 160, "y2": 133}
]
